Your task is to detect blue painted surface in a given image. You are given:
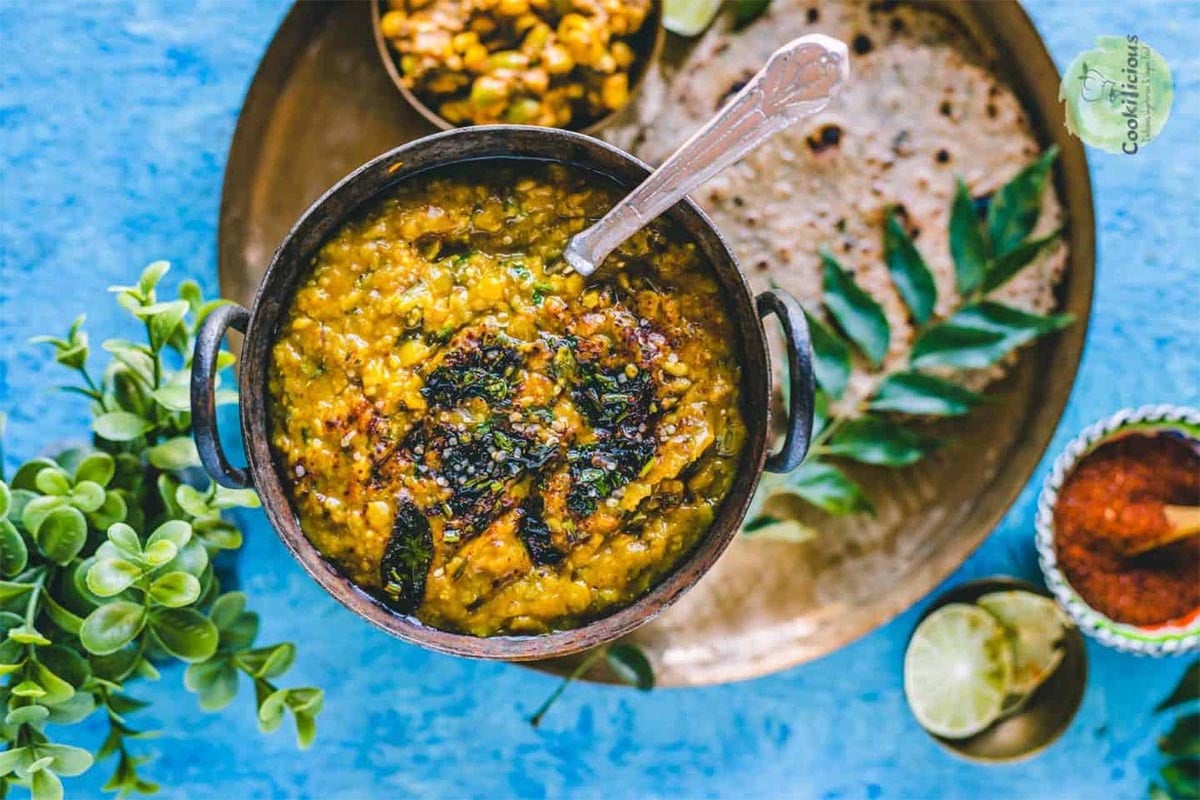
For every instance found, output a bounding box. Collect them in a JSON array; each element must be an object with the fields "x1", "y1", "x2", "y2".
[{"x1": 0, "y1": 1, "x2": 1197, "y2": 797}]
